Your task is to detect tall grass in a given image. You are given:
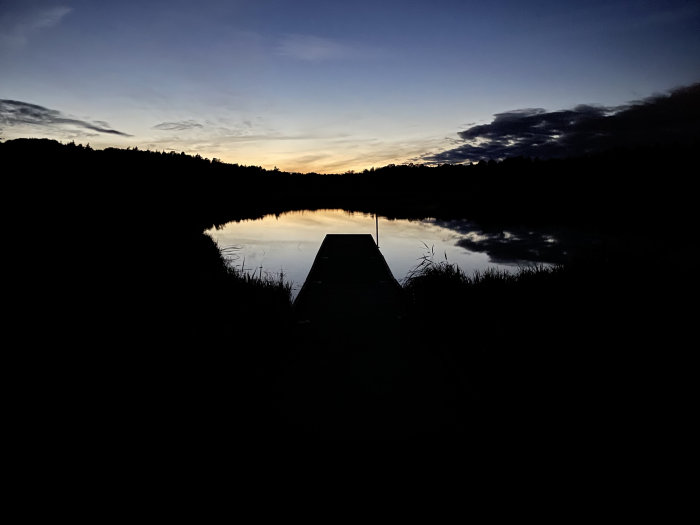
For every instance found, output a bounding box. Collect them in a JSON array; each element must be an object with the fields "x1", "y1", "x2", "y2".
[
  {"x1": 401, "y1": 243, "x2": 566, "y2": 302},
  {"x1": 217, "y1": 242, "x2": 293, "y2": 303}
]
